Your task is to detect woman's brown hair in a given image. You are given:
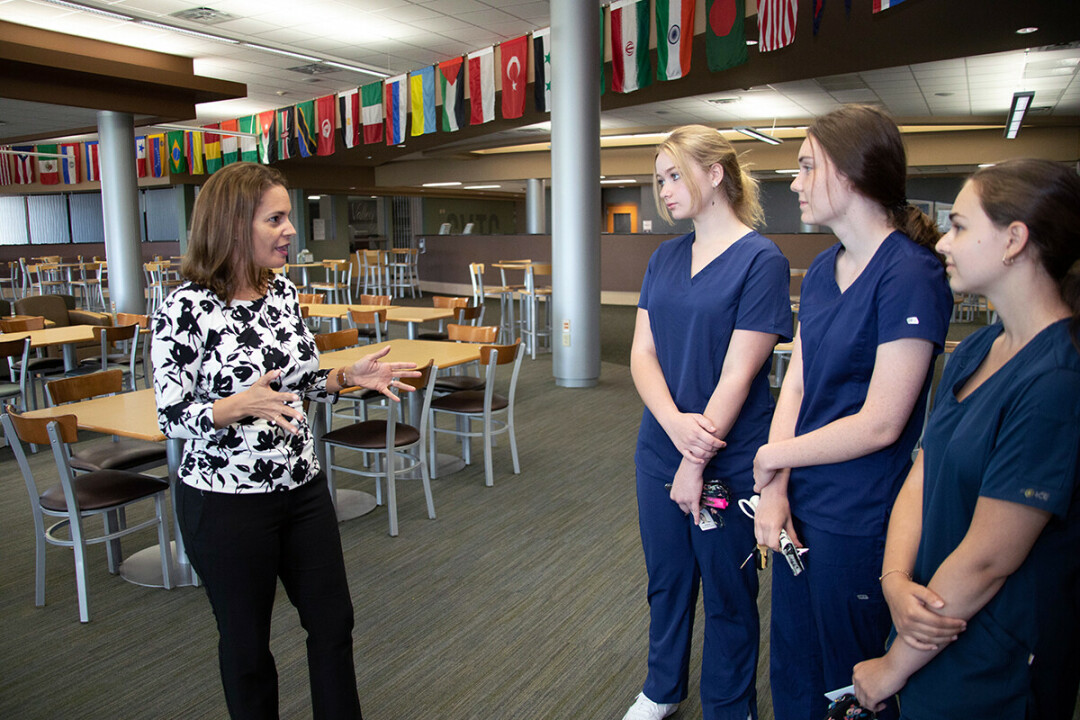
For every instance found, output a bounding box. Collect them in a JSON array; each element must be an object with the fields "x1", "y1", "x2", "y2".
[
  {"x1": 653, "y1": 125, "x2": 764, "y2": 229},
  {"x1": 181, "y1": 162, "x2": 288, "y2": 302},
  {"x1": 806, "y1": 105, "x2": 942, "y2": 258}
]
